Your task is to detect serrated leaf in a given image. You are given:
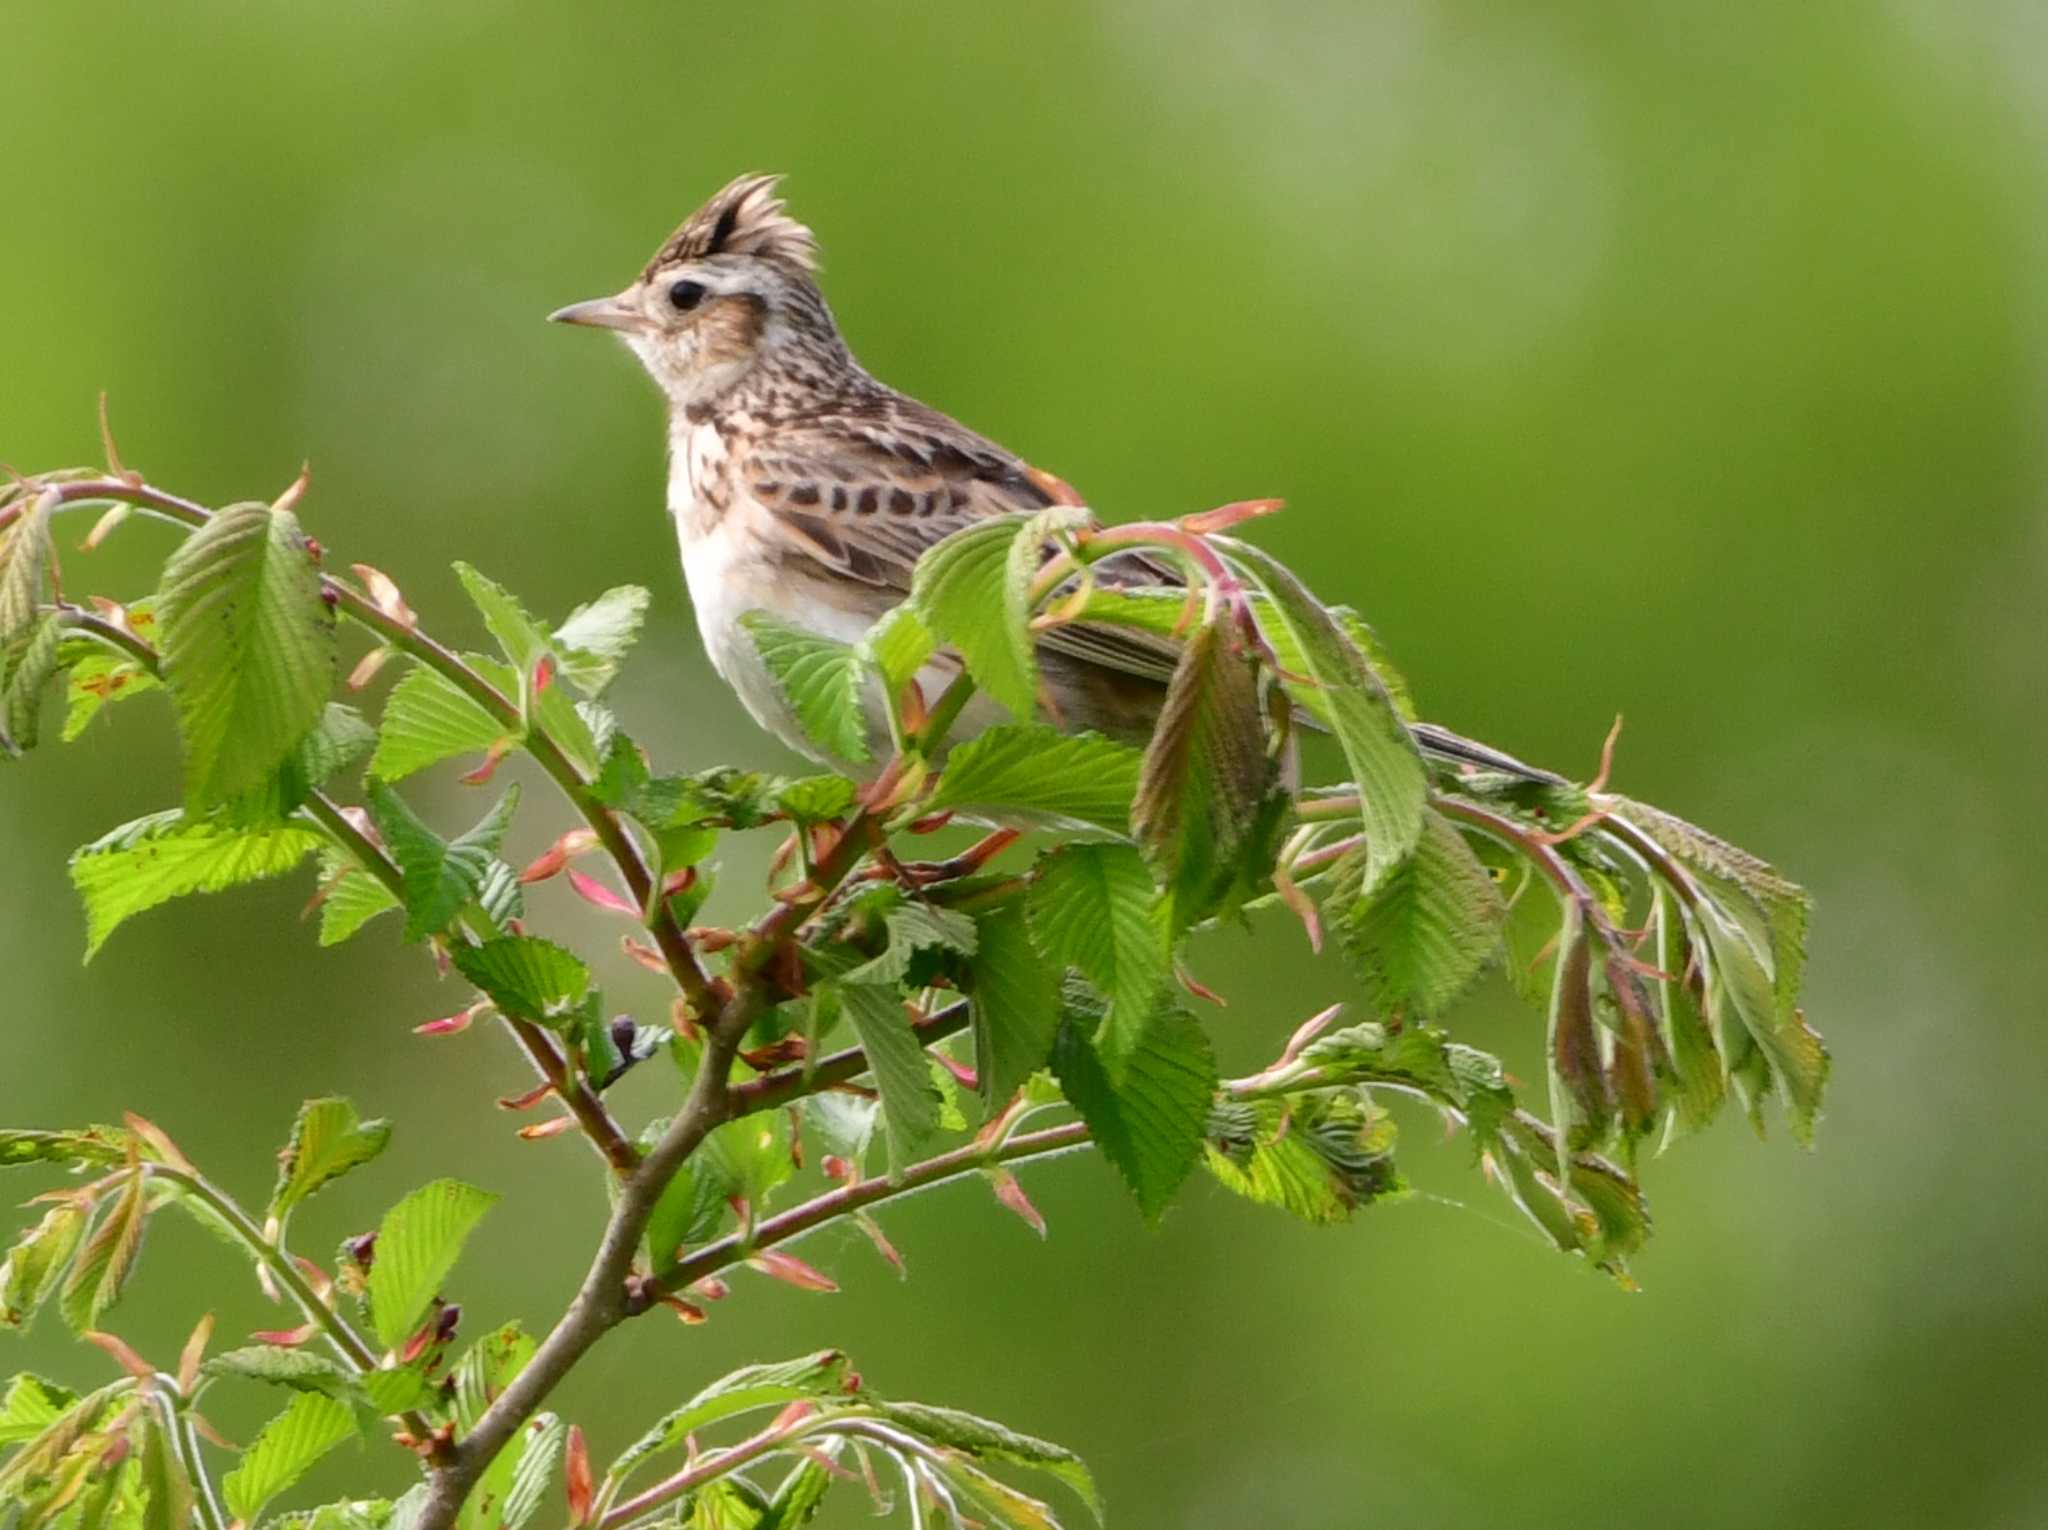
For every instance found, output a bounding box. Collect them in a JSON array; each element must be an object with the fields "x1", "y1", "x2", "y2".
[
  {"x1": 68, "y1": 810, "x2": 325, "y2": 958},
  {"x1": 770, "y1": 773, "x2": 859, "y2": 823},
  {"x1": 499, "y1": 1413, "x2": 566, "y2": 1530},
  {"x1": 608, "y1": 1352, "x2": 851, "y2": 1483},
  {"x1": 157, "y1": 502, "x2": 337, "y2": 811},
  {"x1": 0, "y1": 613, "x2": 63, "y2": 755},
  {"x1": 1052, "y1": 1007, "x2": 1216, "y2": 1222},
  {"x1": 0, "y1": 1128, "x2": 133, "y2": 1170},
  {"x1": 910, "y1": 513, "x2": 1043, "y2": 717},
  {"x1": 552, "y1": 585, "x2": 649, "y2": 694},
  {"x1": 642, "y1": 1114, "x2": 794, "y2": 1271},
  {"x1": 1654, "y1": 888, "x2": 1725, "y2": 1132},
  {"x1": 0, "y1": 489, "x2": 53, "y2": 648},
  {"x1": 876, "y1": 1400, "x2": 1099, "y2": 1519},
  {"x1": 0, "y1": 1373, "x2": 76, "y2": 1445},
  {"x1": 760, "y1": 1454, "x2": 836, "y2": 1529},
  {"x1": 451, "y1": 936, "x2": 593, "y2": 1026},
  {"x1": 740, "y1": 612, "x2": 870, "y2": 763},
  {"x1": 1220, "y1": 537, "x2": 1426, "y2": 893},
  {"x1": 1132, "y1": 616, "x2": 1272, "y2": 933},
  {"x1": 202, "y1": 1347, "x2": 361, "y2": 1400},
  {"x1": 967, "y1": 902, "x2": 1062, "y2": 1109},
  {"x1": 270, "y1": 1098, "x2": 392, "y2": 1220},
  {"x1": 316, "y1": 853, "x2": 402, "y2": 947},
  {"x1": 452, "y1": 564, "x2": 551, "y2": 673},
  {"x1": 846, "y1": 901, "x2": 978, "y2": 987},
  {"x1": 222, "y1": 1391, "x2": 358, "y2": 1523},
  {"x1": 59, "y1": 1168, "x2": 145, "y2": 1333},
  {"x1": 0, "y1": 1205, "x2": 87, "y2": 1328},
  {"x1": 857, "y1": 603, "x2": 936, "y2": 704},
  {"x1": 1204, "y1": 1091, "x2": 1401, "y2": 1224},
  {"x1": 61, "y1": 609, "x2": 164, "y2": 742},
  {"x1": 924, "y1": 724, "x2": 1141, "y2": 834},
  {"x1": 1329, "y1": 809, "x2": 1506, "y2": 1017},
  {"x1": 836, "y1": 982, "x2": 943, "y2": 1175},
  {"x1": 366, "y1": 780, "x2": 520, "y2": 942},
  {"x1": 369, "y1": 666, "x2": 505, "y2": 782},
  {"x1": 224, "y1": 704, "x2": 376, "y2": 828},
  {"x1": 1026, "y1": 844, "x2": 1166, "y2": 1056},
  {"x1": 368, "y1": 1180, "x2": 498, "y2": 1350}
]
